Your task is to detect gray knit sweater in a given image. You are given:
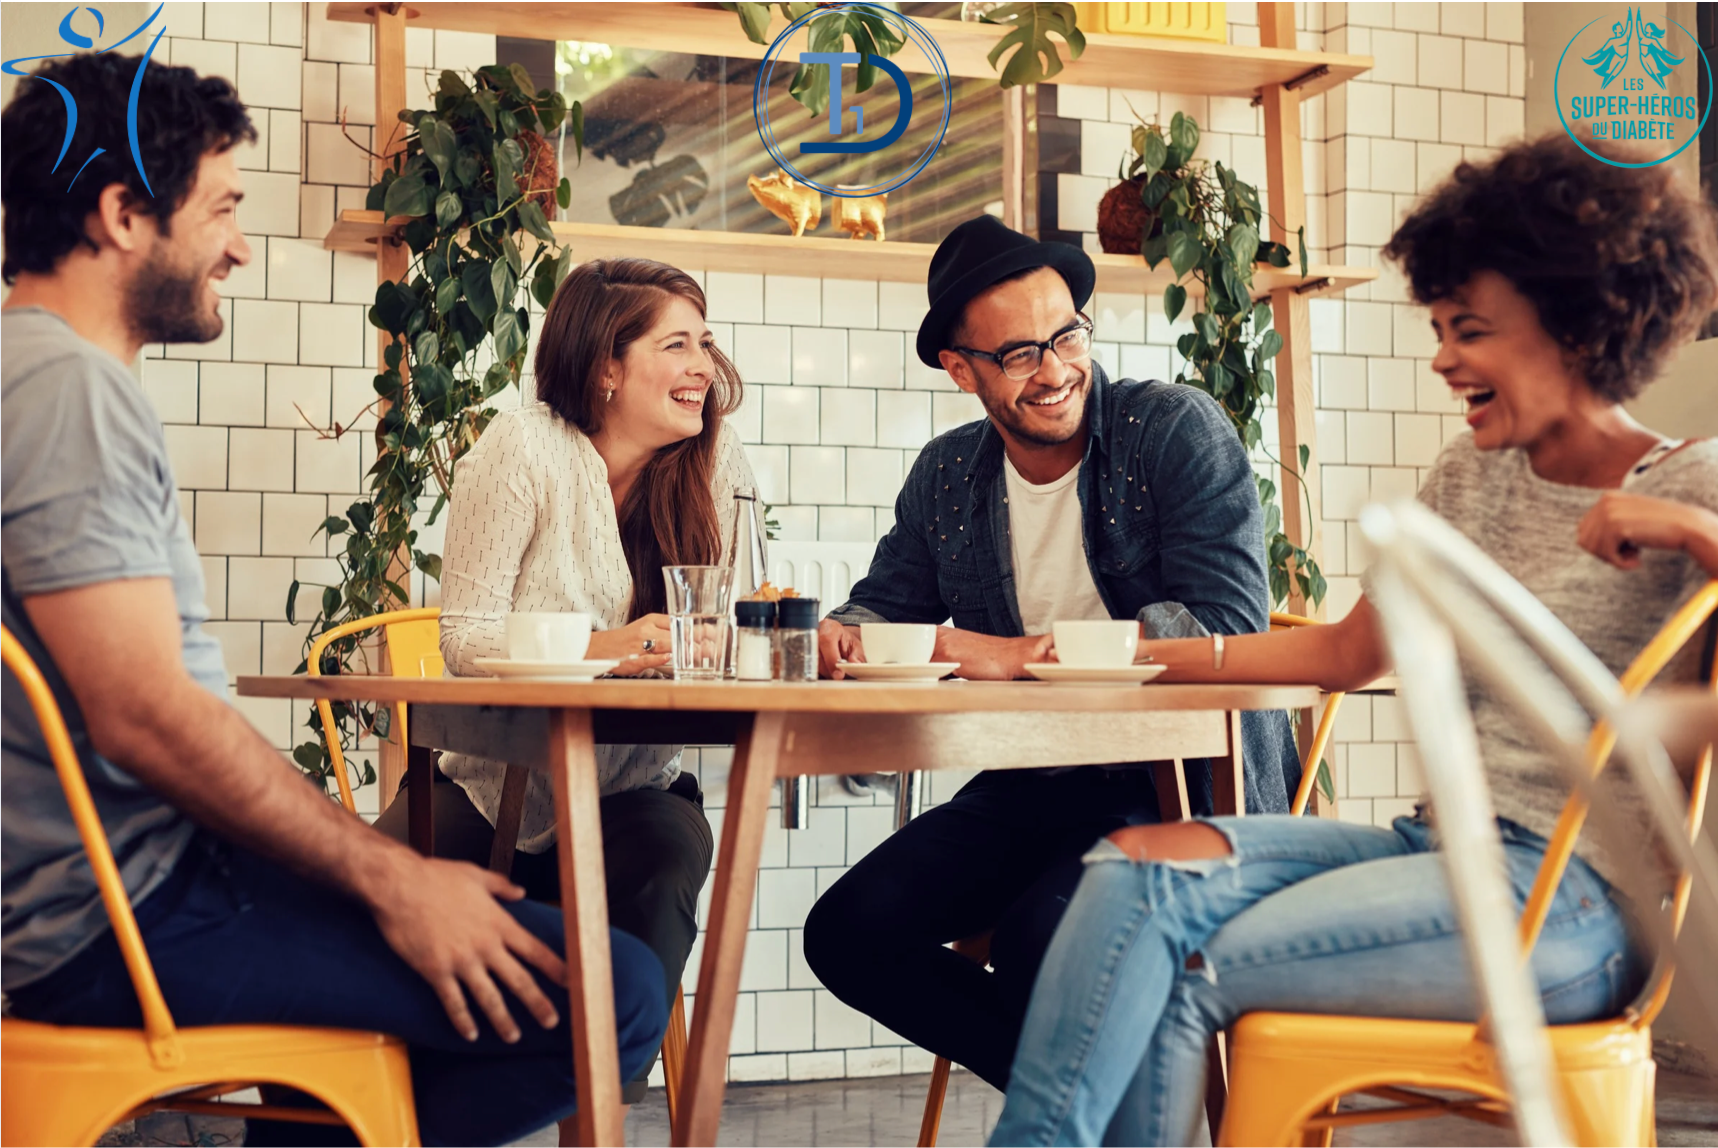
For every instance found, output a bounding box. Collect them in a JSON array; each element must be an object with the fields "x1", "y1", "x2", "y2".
[{"x1": 1410, "y1": 432, "x2": 1718, "y2": 892}]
